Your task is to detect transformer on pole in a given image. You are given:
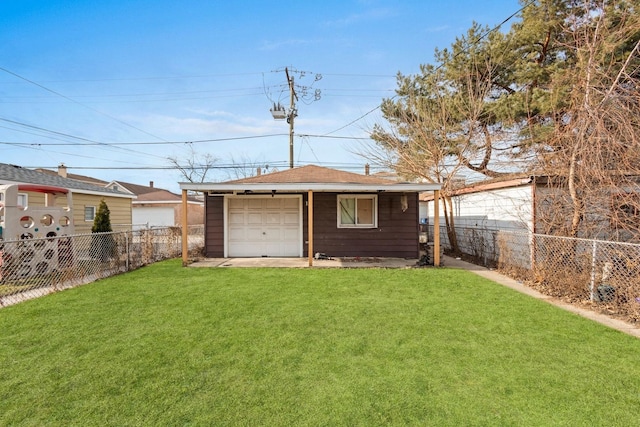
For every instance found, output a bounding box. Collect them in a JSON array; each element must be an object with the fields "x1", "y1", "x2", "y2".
[{"x1": 269, "y1": 67, "x2": 298, "y2": 169}]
